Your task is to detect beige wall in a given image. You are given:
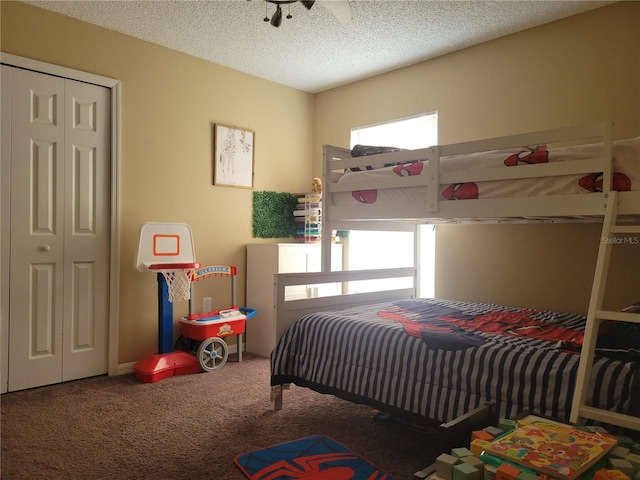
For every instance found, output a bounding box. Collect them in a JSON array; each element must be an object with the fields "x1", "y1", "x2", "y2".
[
  {"x1": 314, "y1": 2, "x2": 640, "y2": 155},
  {"x1": 2, "y1": 2, "x2": 639, "y2": 368},
  {"x1": 314, "y1": 2, "x2": 640, "y2": 315},
  {"x1": 1, "y1": 1, "x2": 315, "y2": 363}
]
